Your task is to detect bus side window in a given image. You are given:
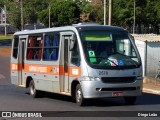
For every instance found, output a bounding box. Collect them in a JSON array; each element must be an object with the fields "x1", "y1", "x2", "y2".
[
  {"x1": 71, "y1": 41, "x2": 80, "y2": 66},
  {"x1": 27, "y1": 37, "x2": 34, "y2": 59},
  {"x1": 27, "y1": 35, "x2": 43, "y2": 60},
  {"x1": 50, "y1": 34, "x2": 59, "y2": 60},
  {"x1": 13, "y1": 36, "x2": 19, "y2": 58},
  {"x1": 43, "y1": 33, "x2": 59, "y2": 61},
  {"x1": 44, "y1": 35, "x2": 50, "y2": 60}
]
